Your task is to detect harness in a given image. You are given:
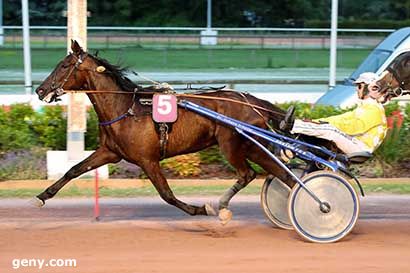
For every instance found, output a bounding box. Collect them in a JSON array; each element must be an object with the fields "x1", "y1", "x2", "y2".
[{"x1": 91, "y1": 86, "x2": 175, "y2": 159}]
